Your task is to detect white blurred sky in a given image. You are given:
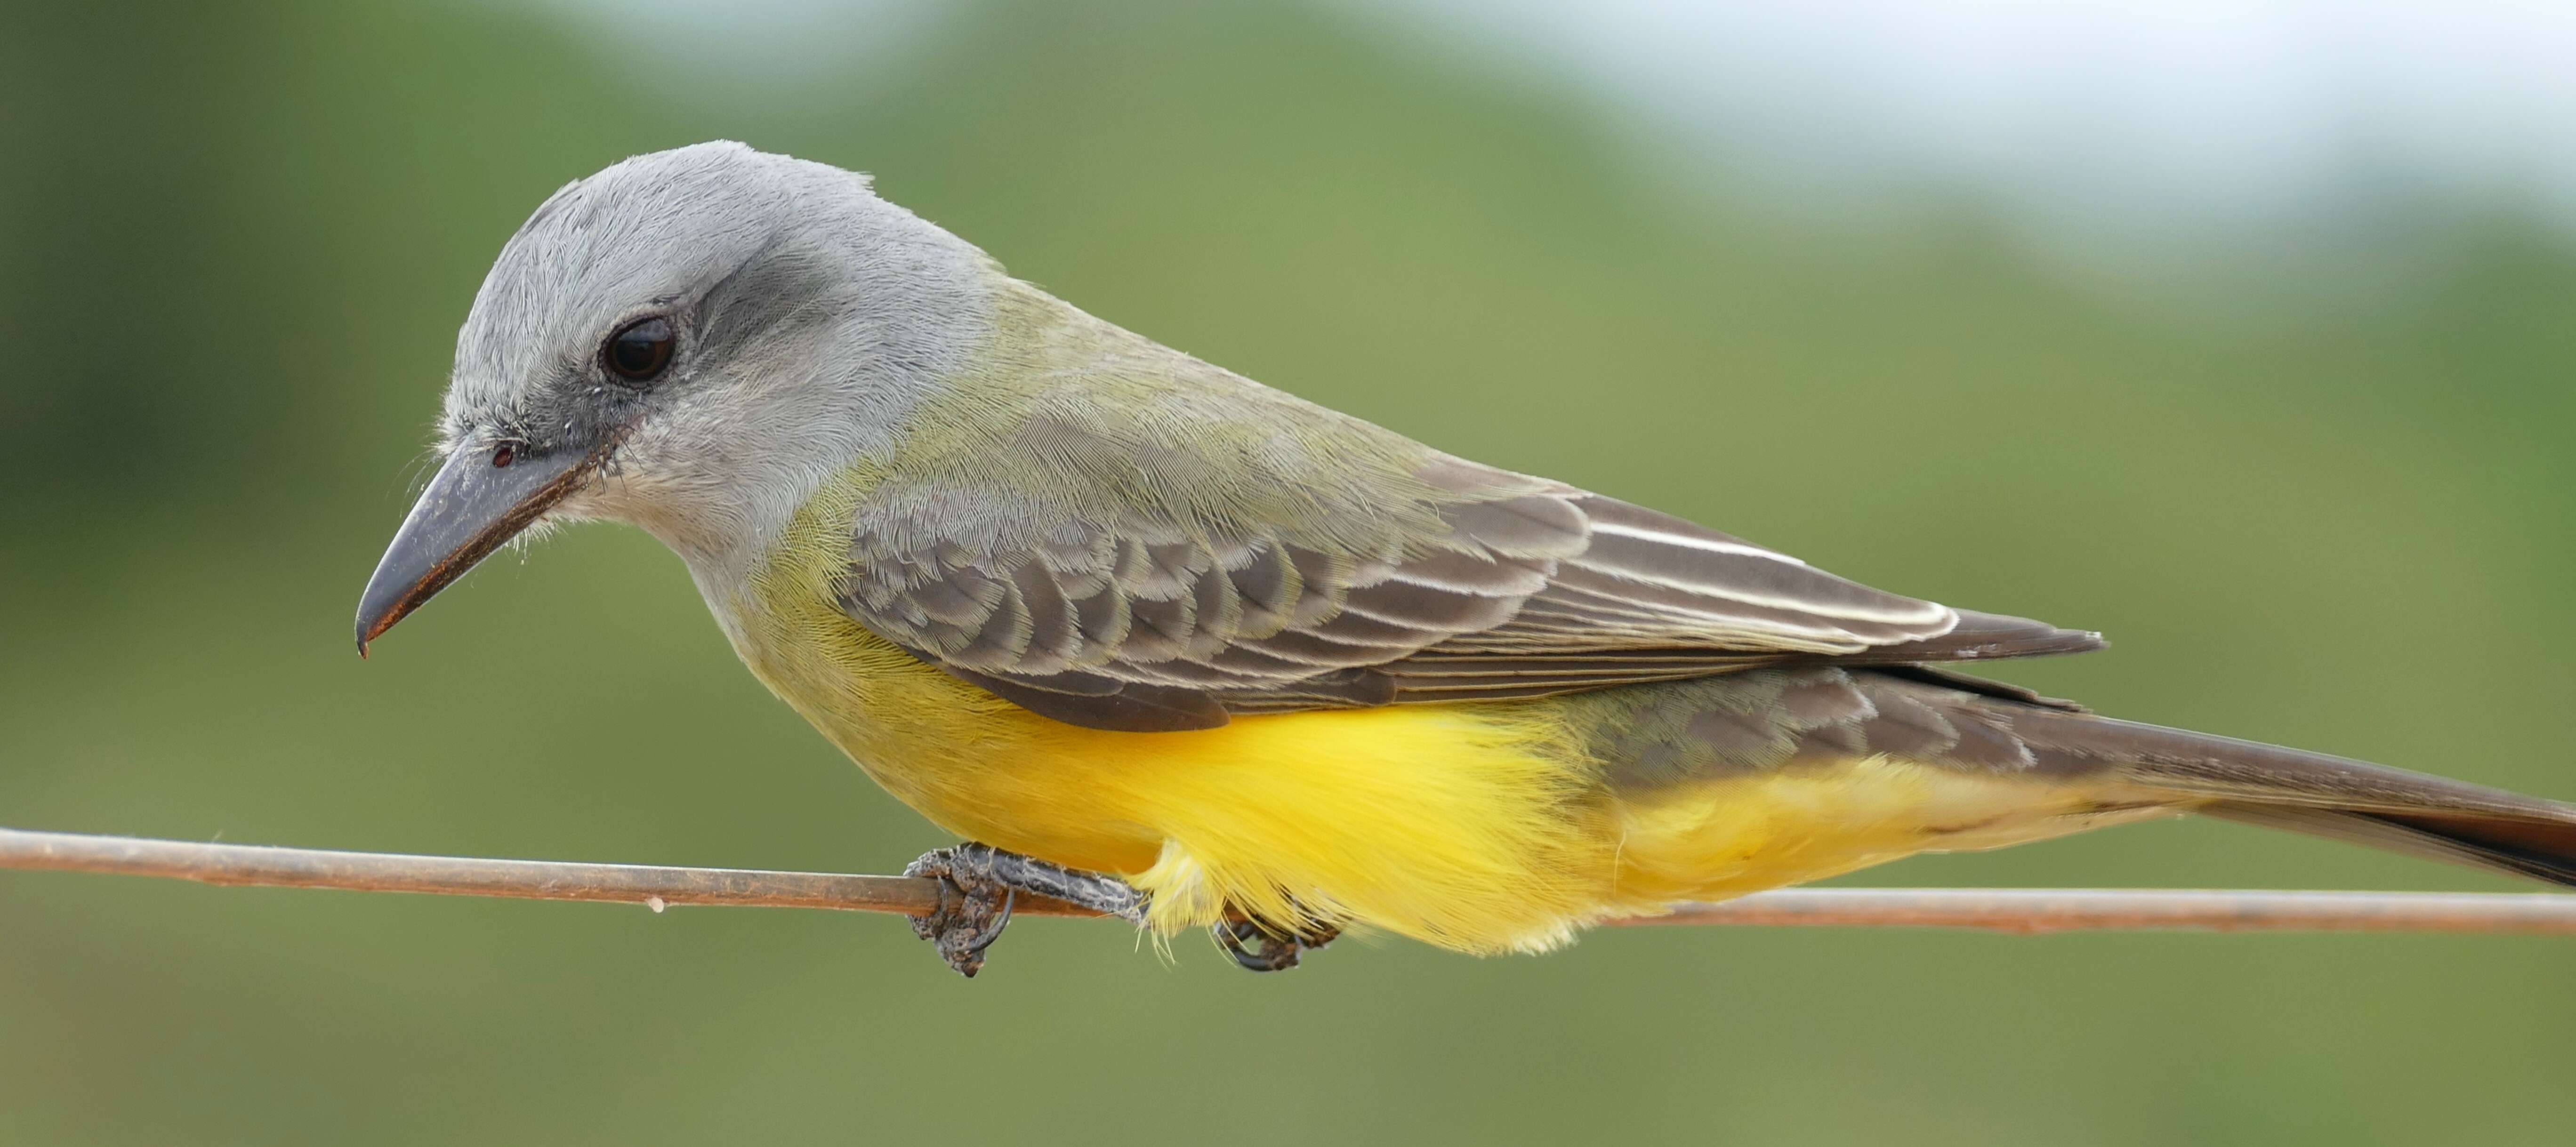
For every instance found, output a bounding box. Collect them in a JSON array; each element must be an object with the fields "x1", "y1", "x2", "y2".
[
  {"x1": 1377, "y1": 1, "x2": 2576, "y2": 219},
  {"x1": 548, "y1": 0, "x2": 2576, "y2": 303}
]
